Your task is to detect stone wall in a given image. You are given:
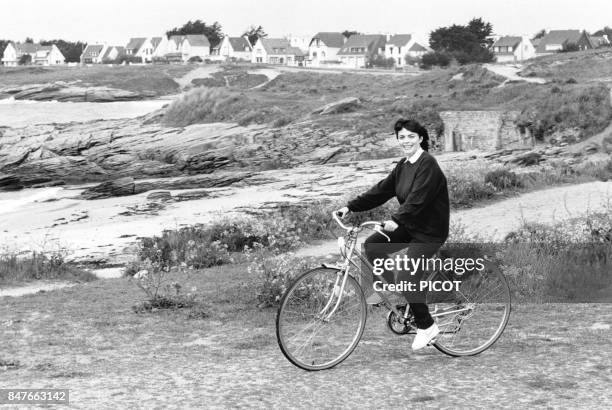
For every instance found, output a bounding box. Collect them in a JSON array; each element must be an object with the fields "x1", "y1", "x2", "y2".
[{"x1": 439, "y1": 111, "x2": 533, "y2": 152}]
